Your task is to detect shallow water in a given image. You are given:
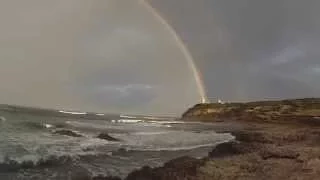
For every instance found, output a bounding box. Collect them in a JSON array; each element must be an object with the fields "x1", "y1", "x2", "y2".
[{"x1": 0, "y1": 108, "x2": 233, "y2": 179}]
